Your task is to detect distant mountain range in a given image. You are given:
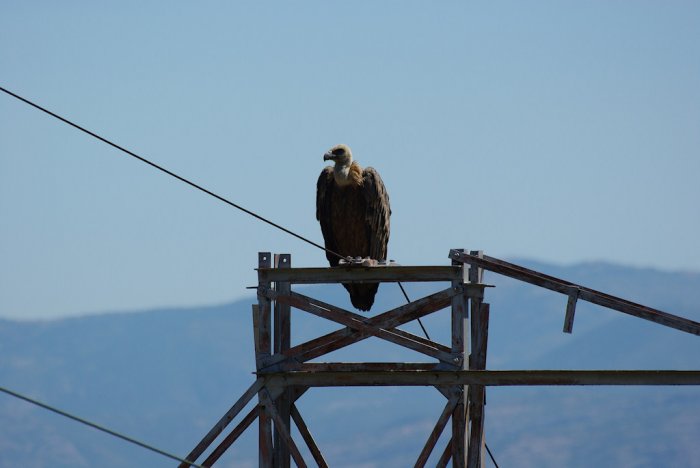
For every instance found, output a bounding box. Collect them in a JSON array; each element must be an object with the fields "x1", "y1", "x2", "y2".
[{"x1": 1, "y1": 260, "x2": 699, "y2": 467}]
